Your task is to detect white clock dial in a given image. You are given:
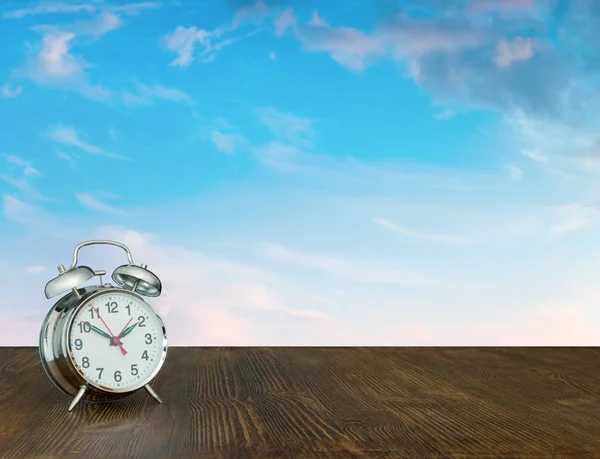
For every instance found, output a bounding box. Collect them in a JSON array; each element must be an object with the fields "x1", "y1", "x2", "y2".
[{"x1": 68, "y1": 290, "x2": 166, "y2": 392}]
